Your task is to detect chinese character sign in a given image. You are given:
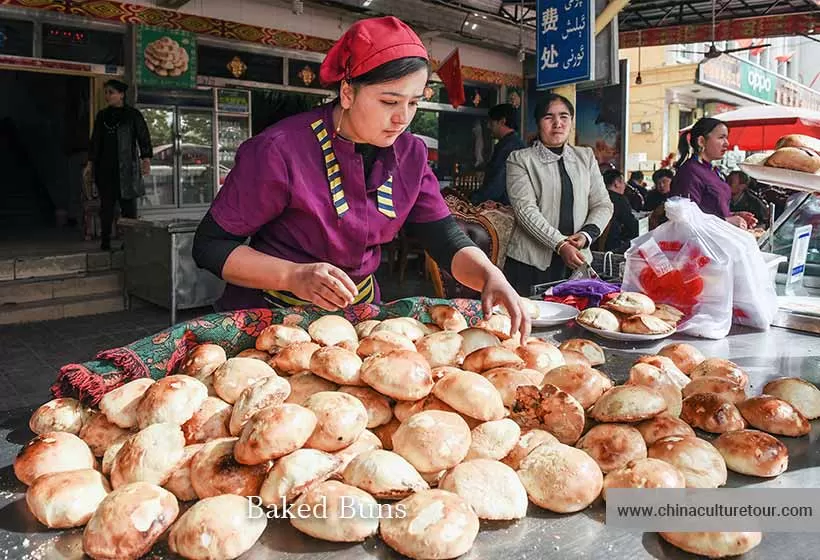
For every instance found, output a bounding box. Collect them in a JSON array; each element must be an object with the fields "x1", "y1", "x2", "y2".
[{"x1": 537, "y1": 0, "x2": 595, "y2": 89}]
